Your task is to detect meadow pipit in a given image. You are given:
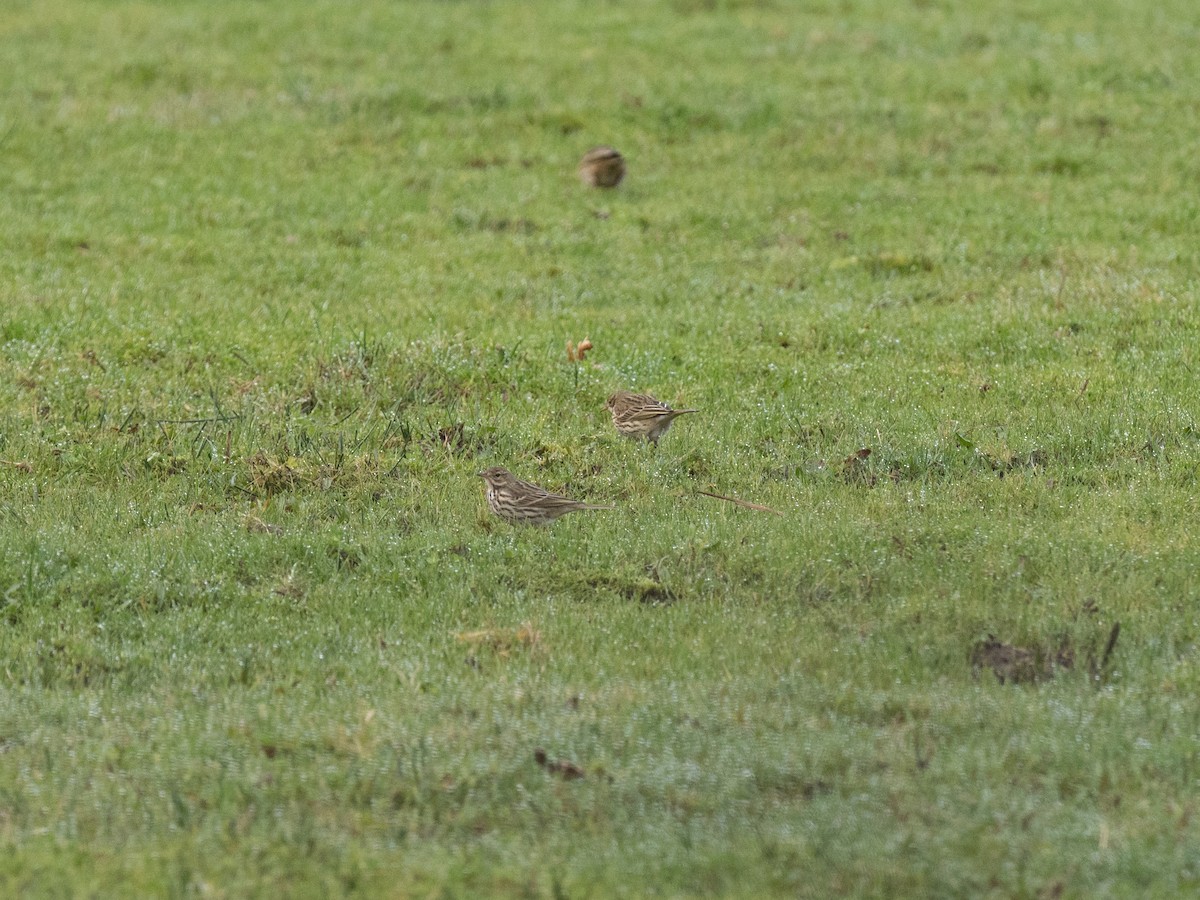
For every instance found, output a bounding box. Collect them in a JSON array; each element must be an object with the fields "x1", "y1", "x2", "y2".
[
  {"x1": 478, "y1": 466, "x2": 614, "y2": 526},
  {"x1": 605, "y1": 390, "x2": 698, "y2": 445},
  {"x1": 578, "y1": 146, "x2": 626, "y2": 188}
]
